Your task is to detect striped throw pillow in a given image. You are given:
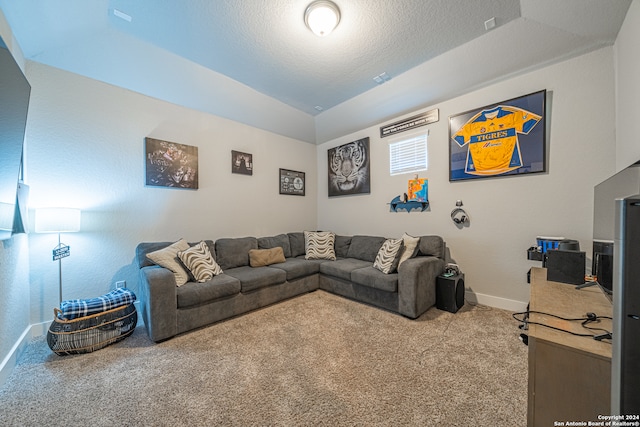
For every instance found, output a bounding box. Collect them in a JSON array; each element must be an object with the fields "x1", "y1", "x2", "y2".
[
  {"x1": 146, "y1": 239, "x2": 192, "y2": 286},
  {"x1": 304, "y1": 231, "x2": 336, "y2": 260},
  {"x1": 178, "y1": 241, "x2": 223, "y2": 283},
  {"x1": 373, "y1": 238, "x2": 404, "y2": 274}
]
